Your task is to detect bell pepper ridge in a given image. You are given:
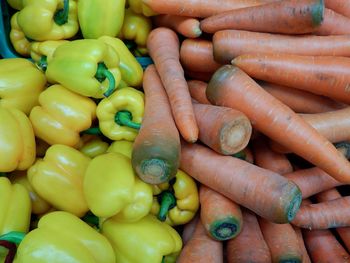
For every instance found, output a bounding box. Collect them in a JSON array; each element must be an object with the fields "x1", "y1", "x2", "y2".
[
  {"x1": 54, "y1": 0, "x2": 69, "y2": 26},
  {"x1": 0, "y1": 240, "x2": 16, "y2": 263},
  {"x1": 157, "y1": 191, "x2": 177, "y2": 222},
  {"x1": 0, "y1": 231, "x2": 25, "y2": 245},
  {"x1": 115, "y1": 110, "x2": 141, "y2": 130}
]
